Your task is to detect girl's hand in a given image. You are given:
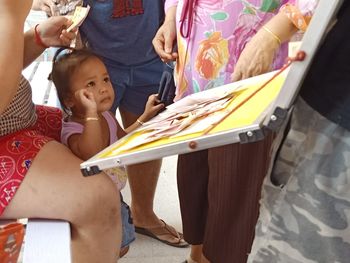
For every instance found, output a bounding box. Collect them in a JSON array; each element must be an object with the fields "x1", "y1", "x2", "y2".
[
  {"x1": 36, "y1": 16, "x2": 76, "y2": 47},
  {"x1": 74, "y1": 89, "x2": 98, "y2": 116},
  {"x1": 139, "y1": 94, "x2": 165, "y2": 122}
]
